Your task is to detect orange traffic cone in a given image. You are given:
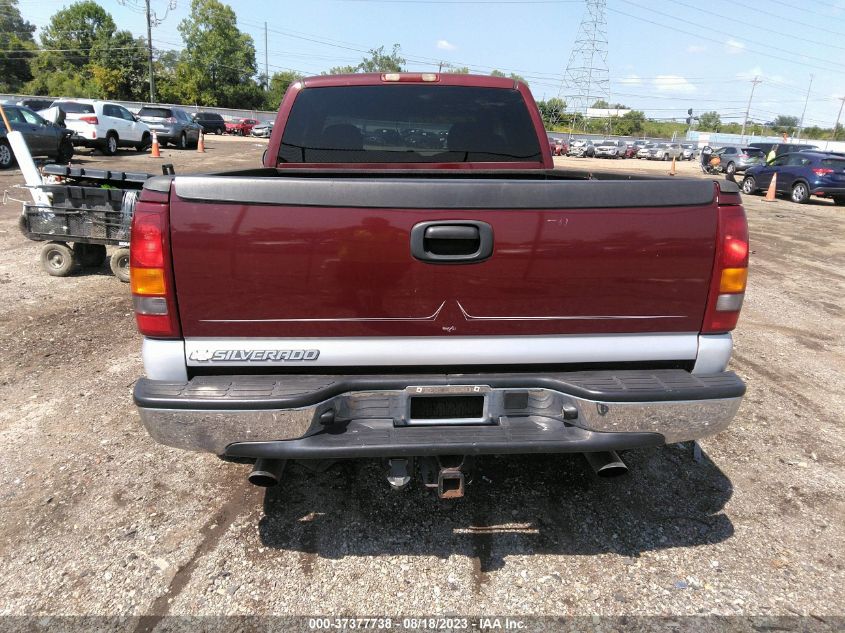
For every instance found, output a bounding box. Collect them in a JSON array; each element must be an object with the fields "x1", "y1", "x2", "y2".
[
  {"x1": 763, "y1": 172, "x2": 777, "y2": 202},
  {"x1": 197, "y1": 131, "x2": 205, "y2": 153},
  {"x1": 150, "y1": 130, "x2": 161, "y2": 158},
  {"x1": 669, "y1": 156, "x2": 677, "y2": 176}
]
